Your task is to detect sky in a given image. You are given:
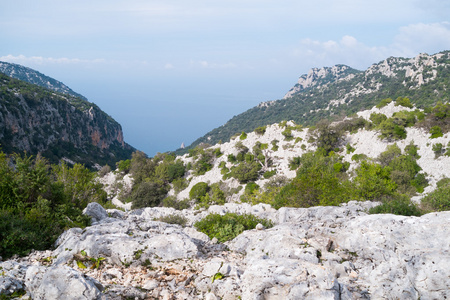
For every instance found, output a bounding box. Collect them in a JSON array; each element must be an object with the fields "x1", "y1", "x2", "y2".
[{"x1": 1, "y1": 0, "x2": 450, "y2": 156}]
